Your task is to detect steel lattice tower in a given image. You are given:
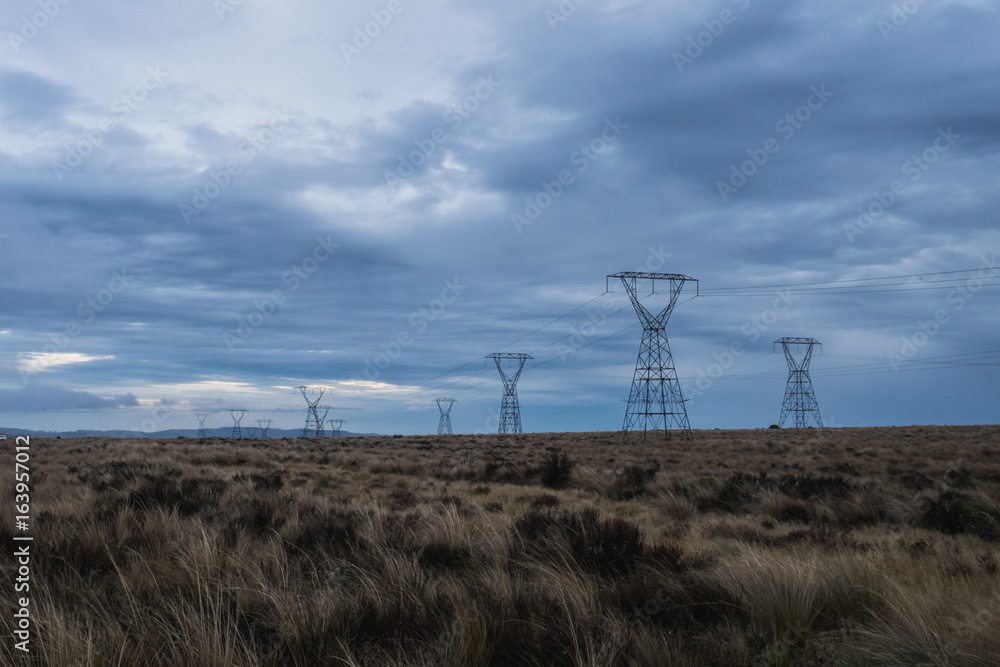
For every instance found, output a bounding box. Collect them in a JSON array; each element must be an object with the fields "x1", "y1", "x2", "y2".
[
  {"x1": 329, "y1": 419, "x2": 346, "y2": 438},
  {"x1": 257, "y1": 419, "x2": 273, "y2": 439},
  {"x1": 775, "y1": 337, "x2": 823, "y2": 428},
  {"x1": 228, "y1": 409, "x2": 247, "y2": 440},
  {"x1": 195, "y1": 413, "x2": 209, "y2": 439},
  {"x1": 487, "y1": 353, "x2": 532, "y2": 434},
  {"x1": 608, "y1": 271, "x2": 698, "y2": 441},
  {"x1": 297, "y1": 386, "x2": 326, "y2": 437},
  {"x1": 246, "y1": 426, "x2": 259, "y2": 439},
  {"x1": 317, "y1": 406, "x2": 333, "y2": 437},
  {"x1": 435, "y1": 398, "x2": 456, "y2": 435}
]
